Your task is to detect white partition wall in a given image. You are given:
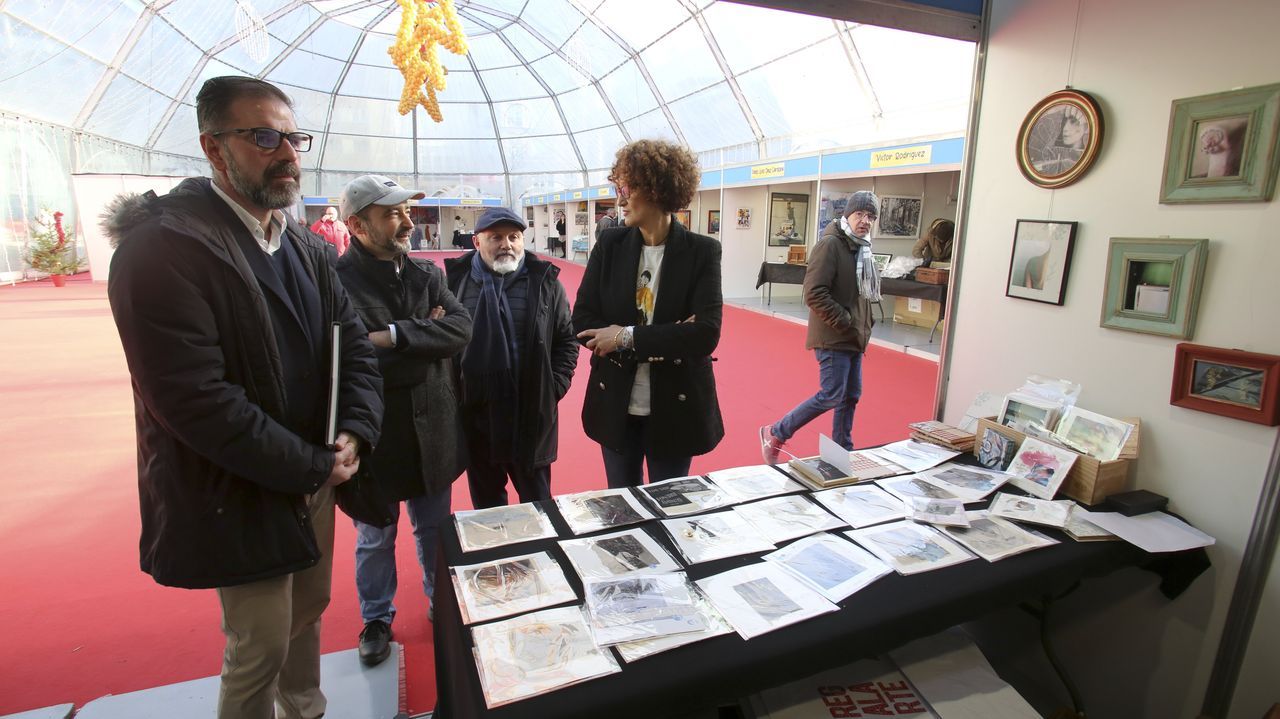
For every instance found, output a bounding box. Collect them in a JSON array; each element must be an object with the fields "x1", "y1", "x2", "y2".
[
  {"x1": 720, "y1": 185, "x2": 770, "y2": 298},
  {"x1": 70, "y1": 174, "x2": 188, "y2": 282},
  {"x1": 945, "y1": 1, "x2": 1280, "y2": 717}
]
